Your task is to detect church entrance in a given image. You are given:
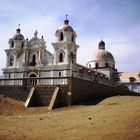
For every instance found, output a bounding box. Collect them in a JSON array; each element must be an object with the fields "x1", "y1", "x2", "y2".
[
  {"x1": 28, "y1": 73, "x2": 37, "y2": 85},
  {"x1": 29, "y1": 74, "x2": 37, "y2": 78}
]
